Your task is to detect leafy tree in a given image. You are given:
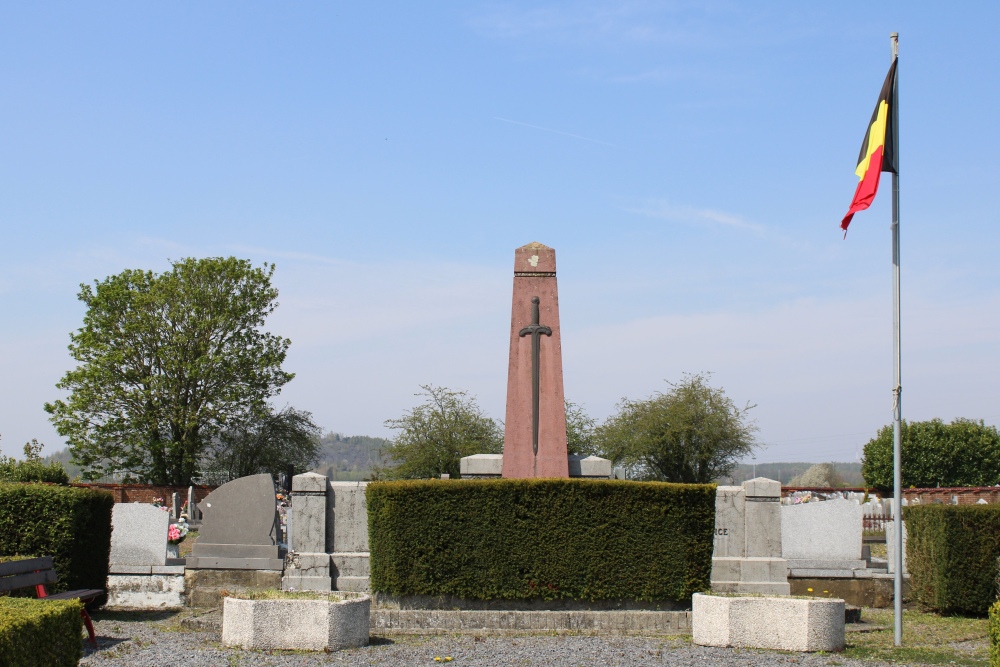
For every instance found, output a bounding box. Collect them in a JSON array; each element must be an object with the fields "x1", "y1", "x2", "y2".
[
  {"x1": 594, "y1": 373, "x2": 757, "y2": 483},
  {"x1": 377, "y1": 385, "x2": 502, "y2": 479},
  {"x1": 201, "y1": 405, "x2": 322, "y2": 484},
  {"x1": 862, "y1": 418, "x2": 1000, "y2": 489},
  {"x1": 565, "y1": 400, "x2": 597, "y2": 456},
  {"x1": 0, "y1": 438, "x2": 70, "y2": 484},
  {"x1": 45, "y1": 257, "x2": 293, "y2": 485},
  {"x1": 788, "y1": 463, "x2": 843, "y2": 488}
]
